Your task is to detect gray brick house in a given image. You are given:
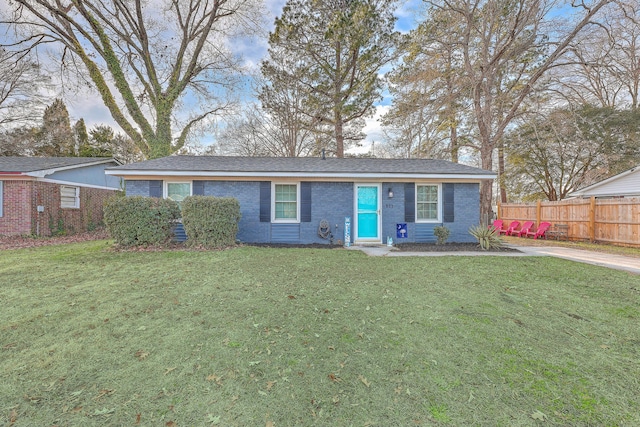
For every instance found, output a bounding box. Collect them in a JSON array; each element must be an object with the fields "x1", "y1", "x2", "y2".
[{"x1": 106, "y1": 155, "x2": 495, "y2": 245}]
